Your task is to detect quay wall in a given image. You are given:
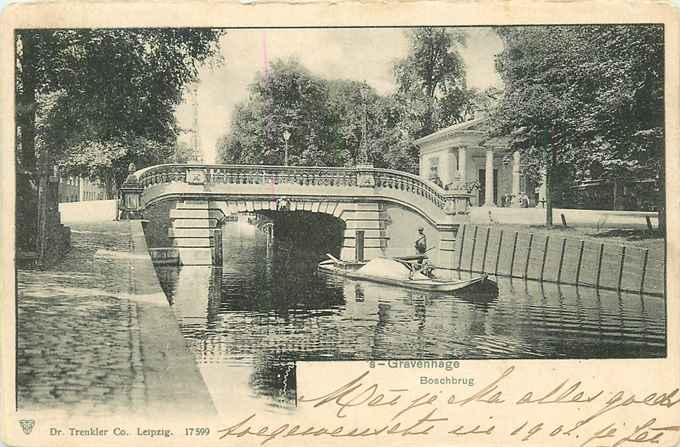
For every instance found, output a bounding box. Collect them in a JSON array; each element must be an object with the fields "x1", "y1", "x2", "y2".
[
  {"x1": 124, "y1": 220, "x2": 216, "y2": 416},
  {"x1": 450, "y1": 223, "x2": 664, "y2": 296},
  {"x1": 142, "y1": 198, "x2": 178, "y2": 248}
]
